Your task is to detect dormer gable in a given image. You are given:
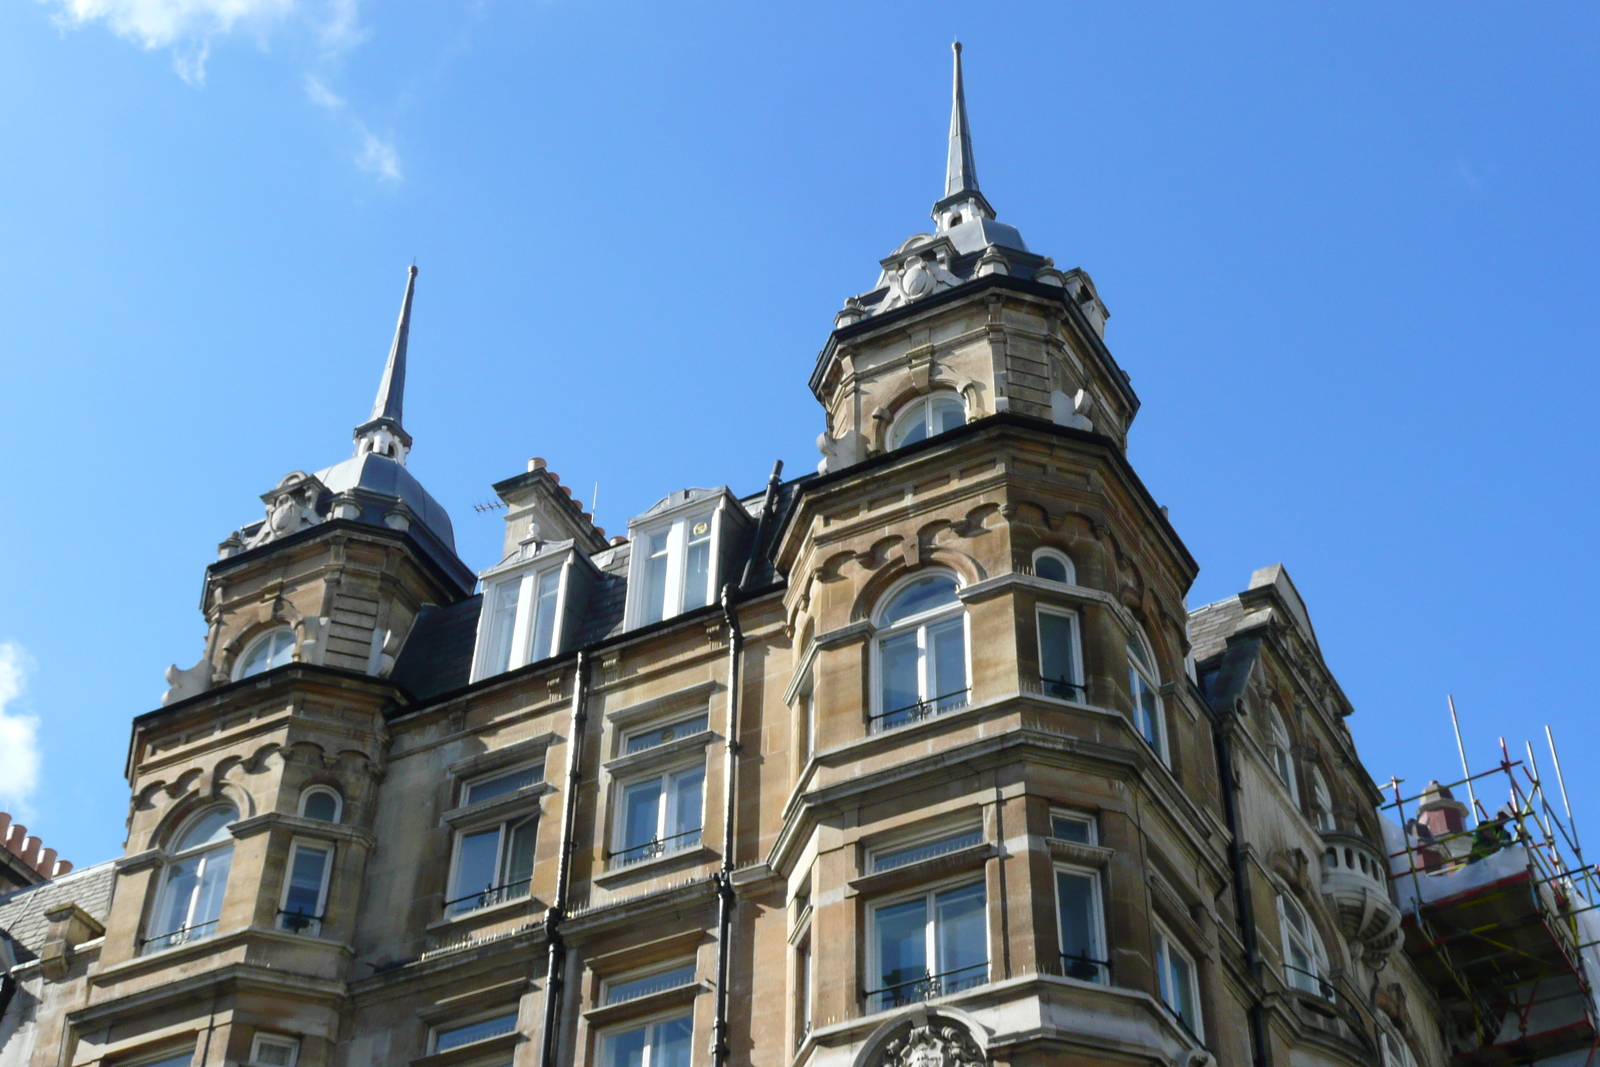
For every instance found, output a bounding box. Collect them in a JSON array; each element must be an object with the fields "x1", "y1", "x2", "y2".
[{"x1": 622, "y1": 487, "x2": 752, "y2": 630}]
